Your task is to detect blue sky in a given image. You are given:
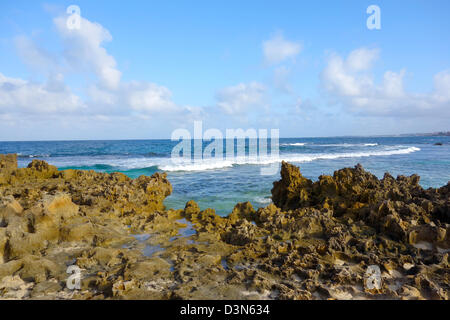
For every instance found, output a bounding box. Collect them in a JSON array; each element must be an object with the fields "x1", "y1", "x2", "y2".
[{"x1": 0, "y1": 0, "x2": 449, "y2": 140}]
